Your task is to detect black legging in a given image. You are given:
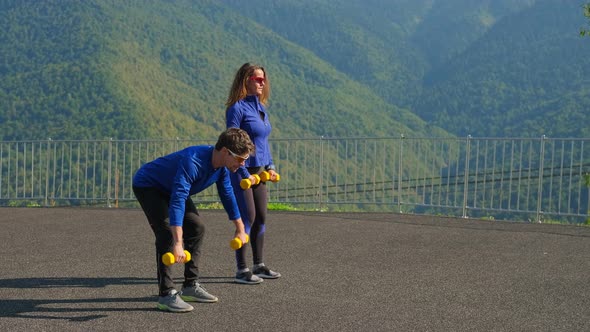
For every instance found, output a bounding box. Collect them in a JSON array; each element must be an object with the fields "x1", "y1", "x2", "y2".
[
  {"x1": 231, "y1": 168, "x2": 268, "y2": 270},
  {"x1": 133, "y1": 186, "x2": 205, "y2": 296}
]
